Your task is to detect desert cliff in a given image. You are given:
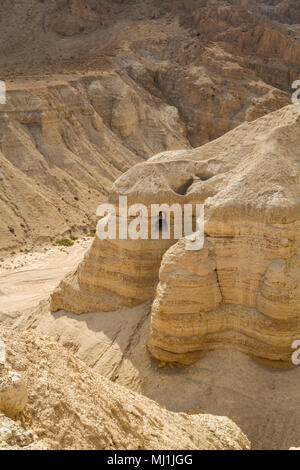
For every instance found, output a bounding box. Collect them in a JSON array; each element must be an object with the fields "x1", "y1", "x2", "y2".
[
  {"x1": 1, "y1": 0, "x2": 300, "y2": 452},
  {"x1": 1, "y1": 0, "x2": 298, "y2": 251},
  {"x1": 51, "y1": 104, "x2": 300, "y2": 366}
]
